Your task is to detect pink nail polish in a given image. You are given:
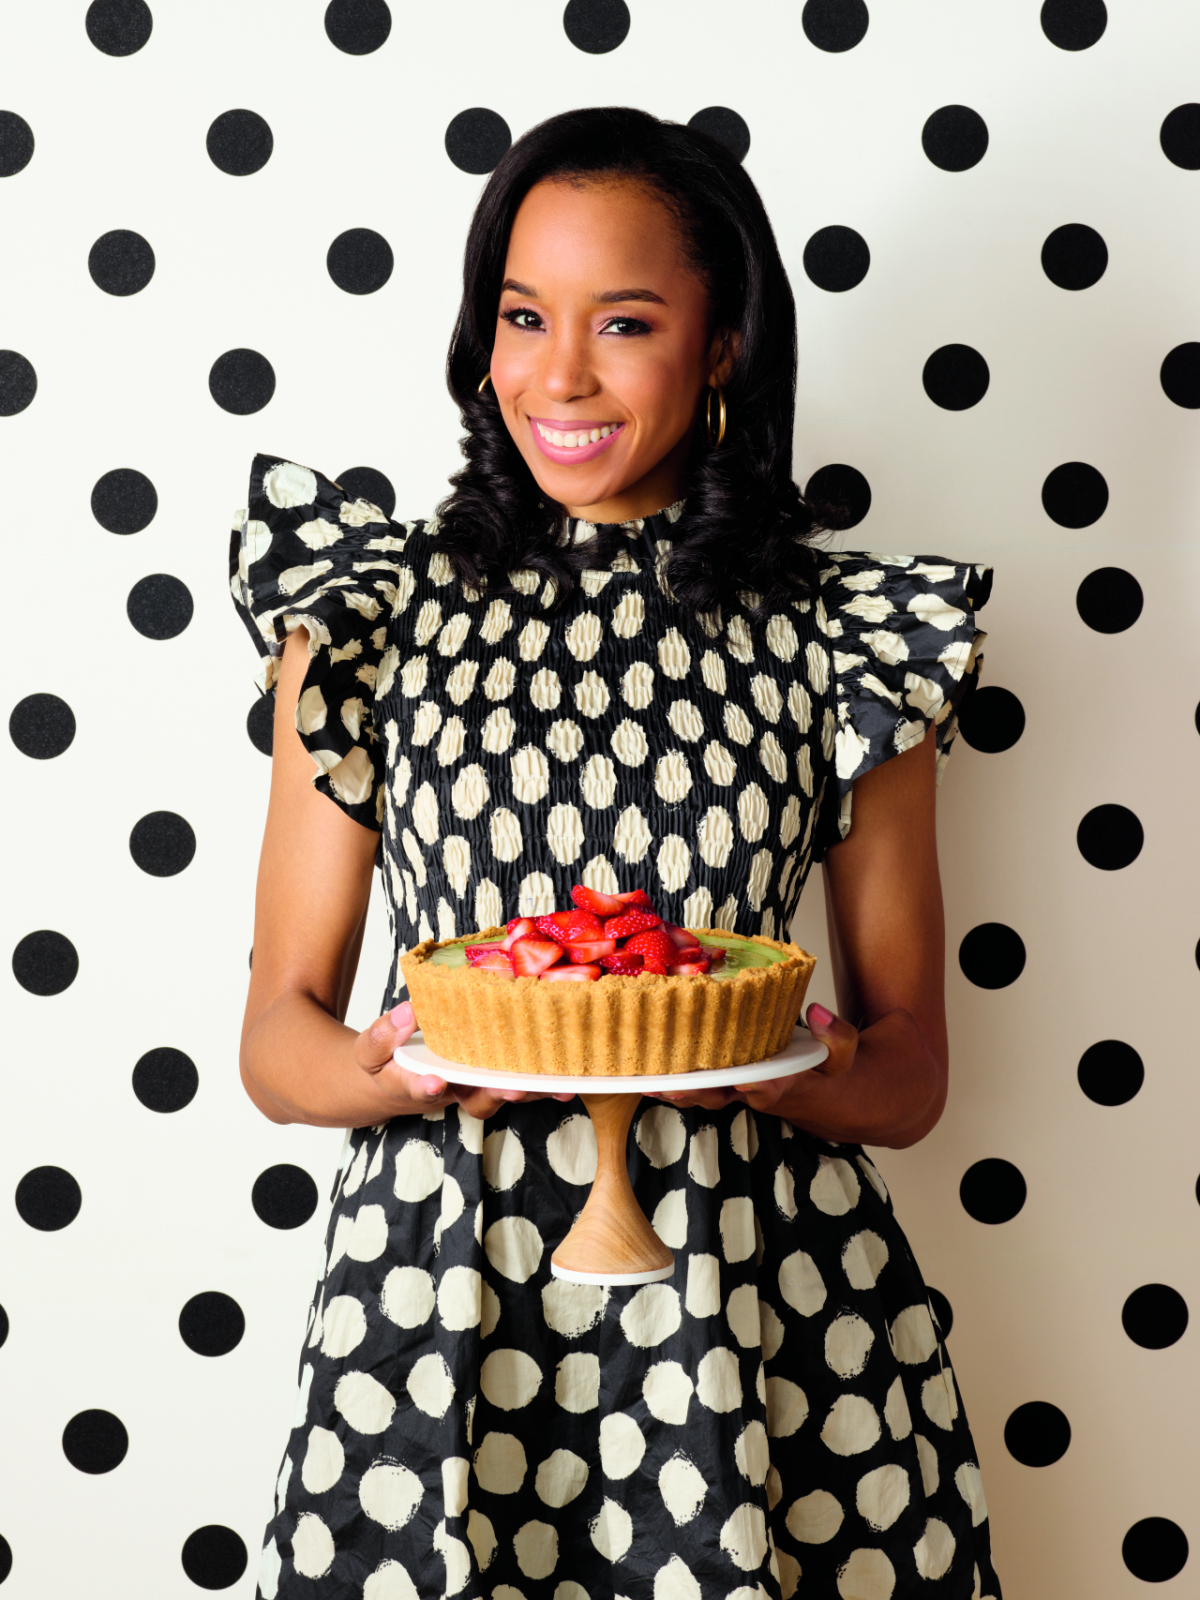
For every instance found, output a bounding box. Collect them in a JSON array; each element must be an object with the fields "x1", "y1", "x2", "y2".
[
  {"x1": 390, "y1": 1001, "x2": 413, "y2": 1028},
  {"x1": 810, "y1": 1003, "x2": 834, "y2": 1029}
]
